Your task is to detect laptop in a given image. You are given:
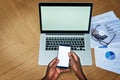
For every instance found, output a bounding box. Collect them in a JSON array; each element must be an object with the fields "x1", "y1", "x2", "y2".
[{"x1": 38, "y1": 2, "x2": 93, "y2": 66}]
